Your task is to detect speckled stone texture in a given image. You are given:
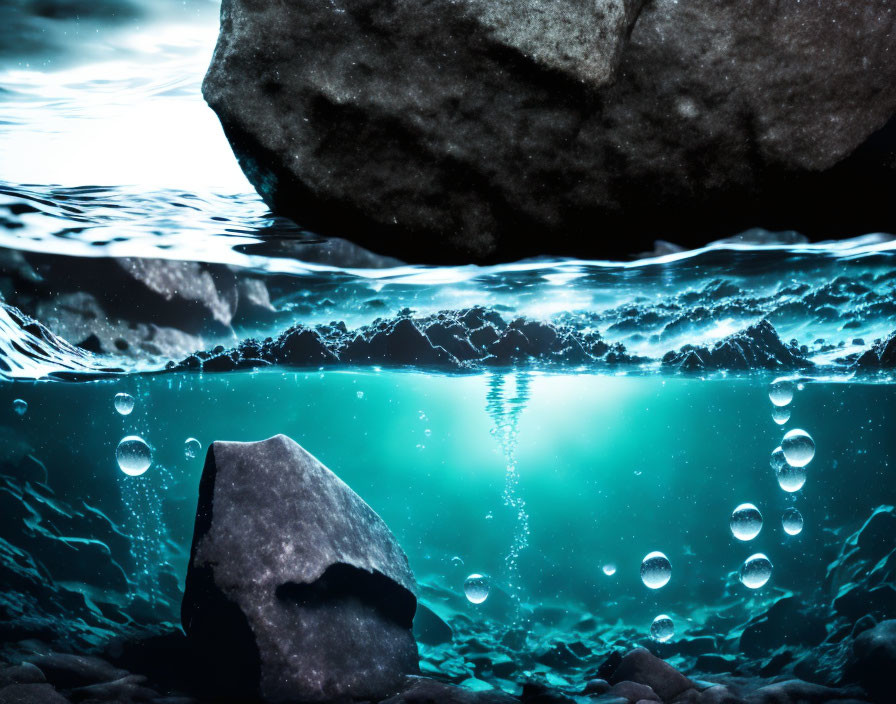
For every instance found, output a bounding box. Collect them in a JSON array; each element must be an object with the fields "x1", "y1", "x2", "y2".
[
  {"x1": 181, "y1": 434, "x2": 419, "y2": 702},
  {"x1": 204, "y1": 0, "x2": 896, "y2": 262}
]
